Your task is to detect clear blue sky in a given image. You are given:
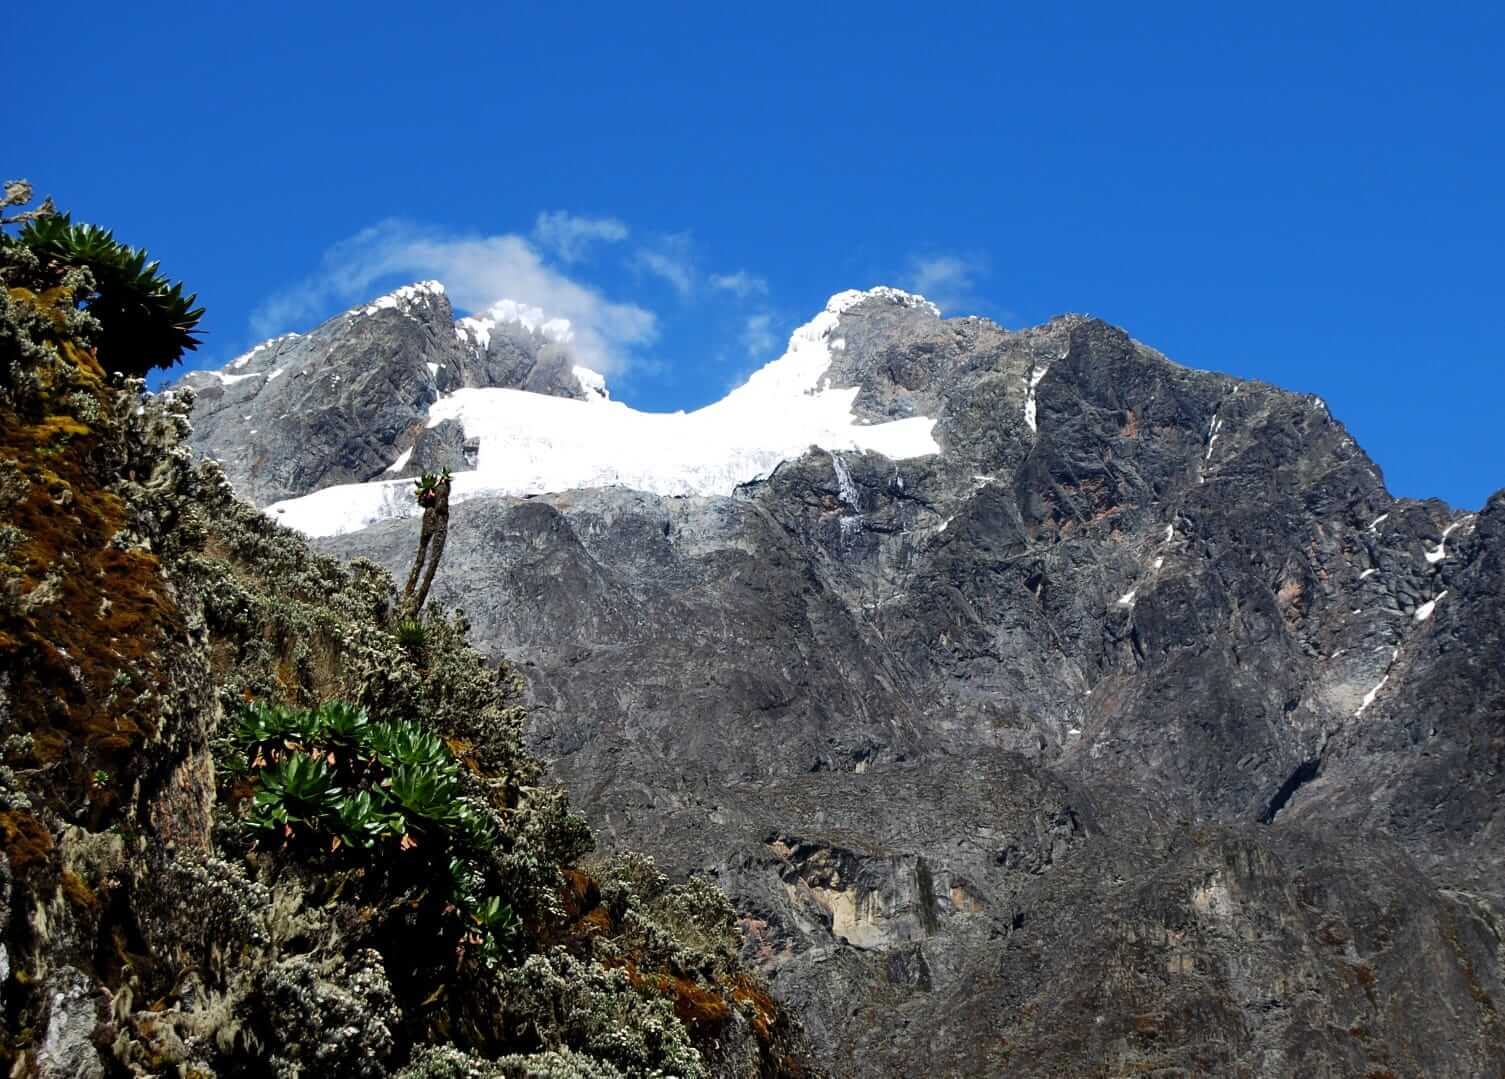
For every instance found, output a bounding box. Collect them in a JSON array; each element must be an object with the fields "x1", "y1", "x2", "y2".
[{"x1": 12, "y1": 2, "x2": 1503, "y2": 507}]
